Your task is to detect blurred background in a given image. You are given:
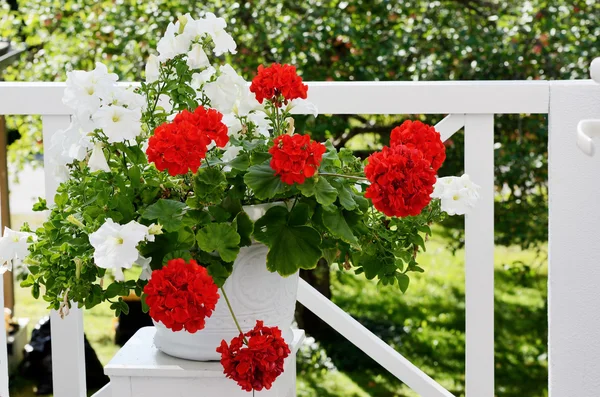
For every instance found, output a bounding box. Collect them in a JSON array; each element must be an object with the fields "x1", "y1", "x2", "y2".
[{"x1": 0, "y1": 0, "x2": 599, "y2": 396}]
